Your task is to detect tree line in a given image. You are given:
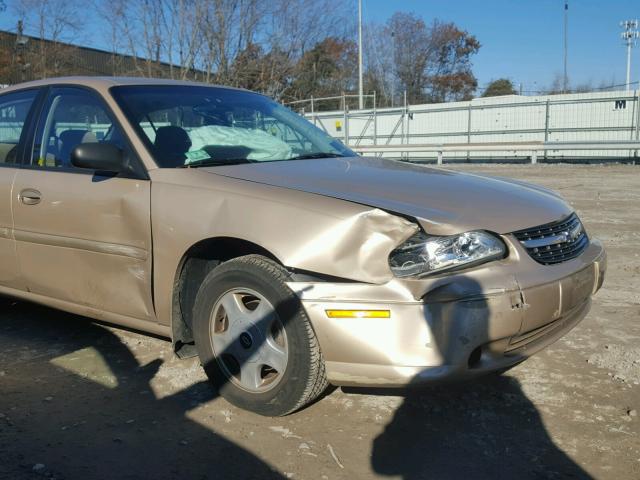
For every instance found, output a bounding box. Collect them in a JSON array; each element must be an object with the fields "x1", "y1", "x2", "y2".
[{"x1": 6, "y1": 0, "x2": 484, "y2": 108}]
